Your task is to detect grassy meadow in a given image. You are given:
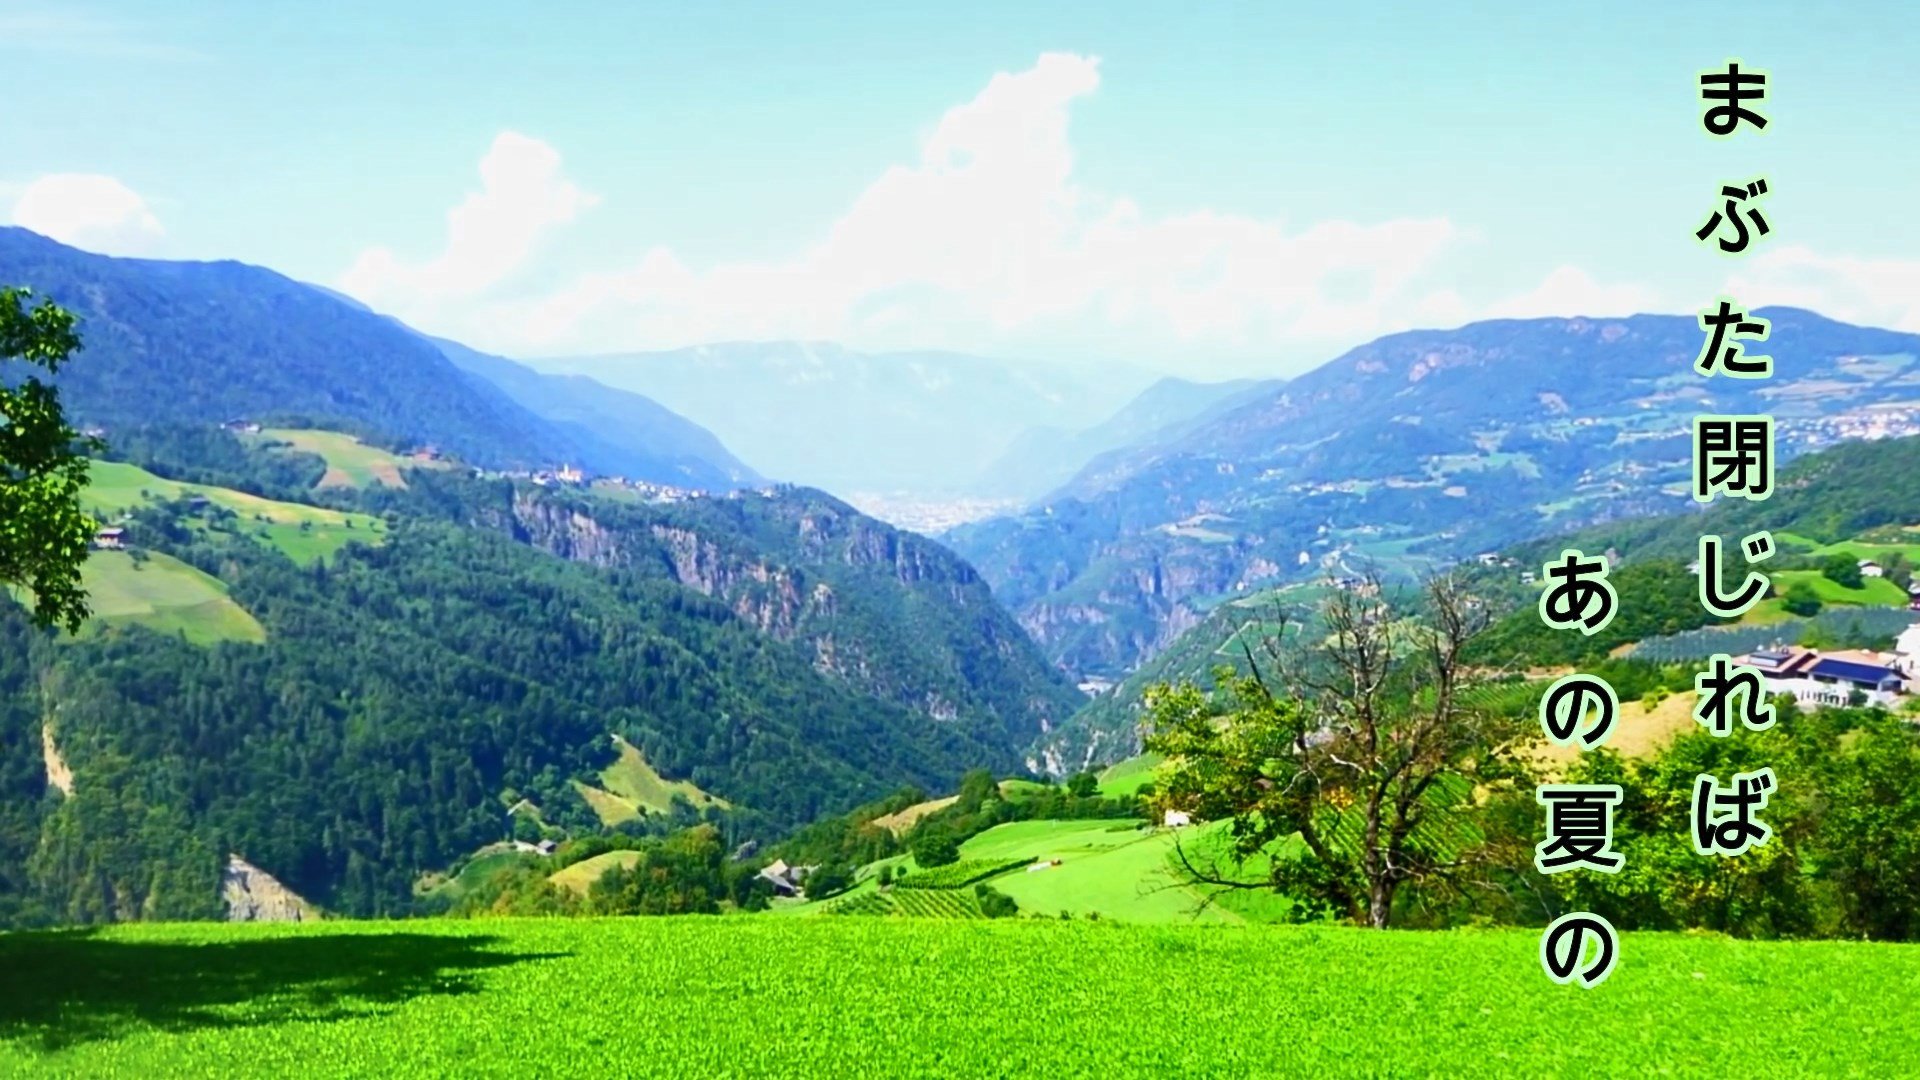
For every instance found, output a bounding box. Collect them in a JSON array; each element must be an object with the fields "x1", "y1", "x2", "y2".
[
  {"x1": 74, "y1": 551, "x2": 266, "y2": 646},
  {"x1": 2, "y1": 917, "x2": 1914, "y2": 1077},
  {"x1": 253, "y1": 429, "x2": 449, "y2": 490},
  {"x1": 85, "y1": 460, "x2": 386, "y2": 567}
]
